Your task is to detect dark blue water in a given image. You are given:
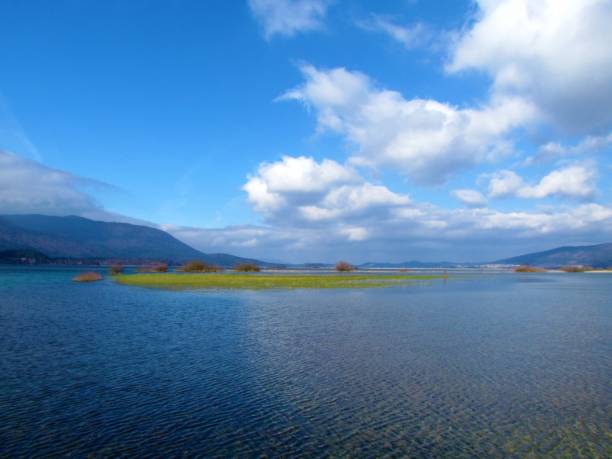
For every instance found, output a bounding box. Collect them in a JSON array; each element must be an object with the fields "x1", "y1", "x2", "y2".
[{"x1": 1, "y1": 267, "x2": 610, "y2": 457}]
